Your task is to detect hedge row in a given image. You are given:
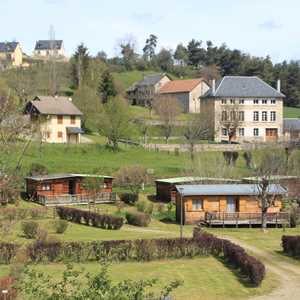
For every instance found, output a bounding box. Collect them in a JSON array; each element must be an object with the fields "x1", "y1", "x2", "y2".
[
  {"x1": 0, "y1": 243, "x2": 19, "y2": 264},
  {"x1": 282, "y1": 235, "x2": 300, "y2": 256},
  {"x1": 56, "y1": 206, "x2": 123, "y2": 230},
  {"x1": 0, "y1": 207, "x2": 49, "y2": 221},
  {"x1": 125, "y1": 212, "x2": 151, "y2": 227},
  {"x1": 193, "y1": 228, "x2": 265, "y2": 286}
]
